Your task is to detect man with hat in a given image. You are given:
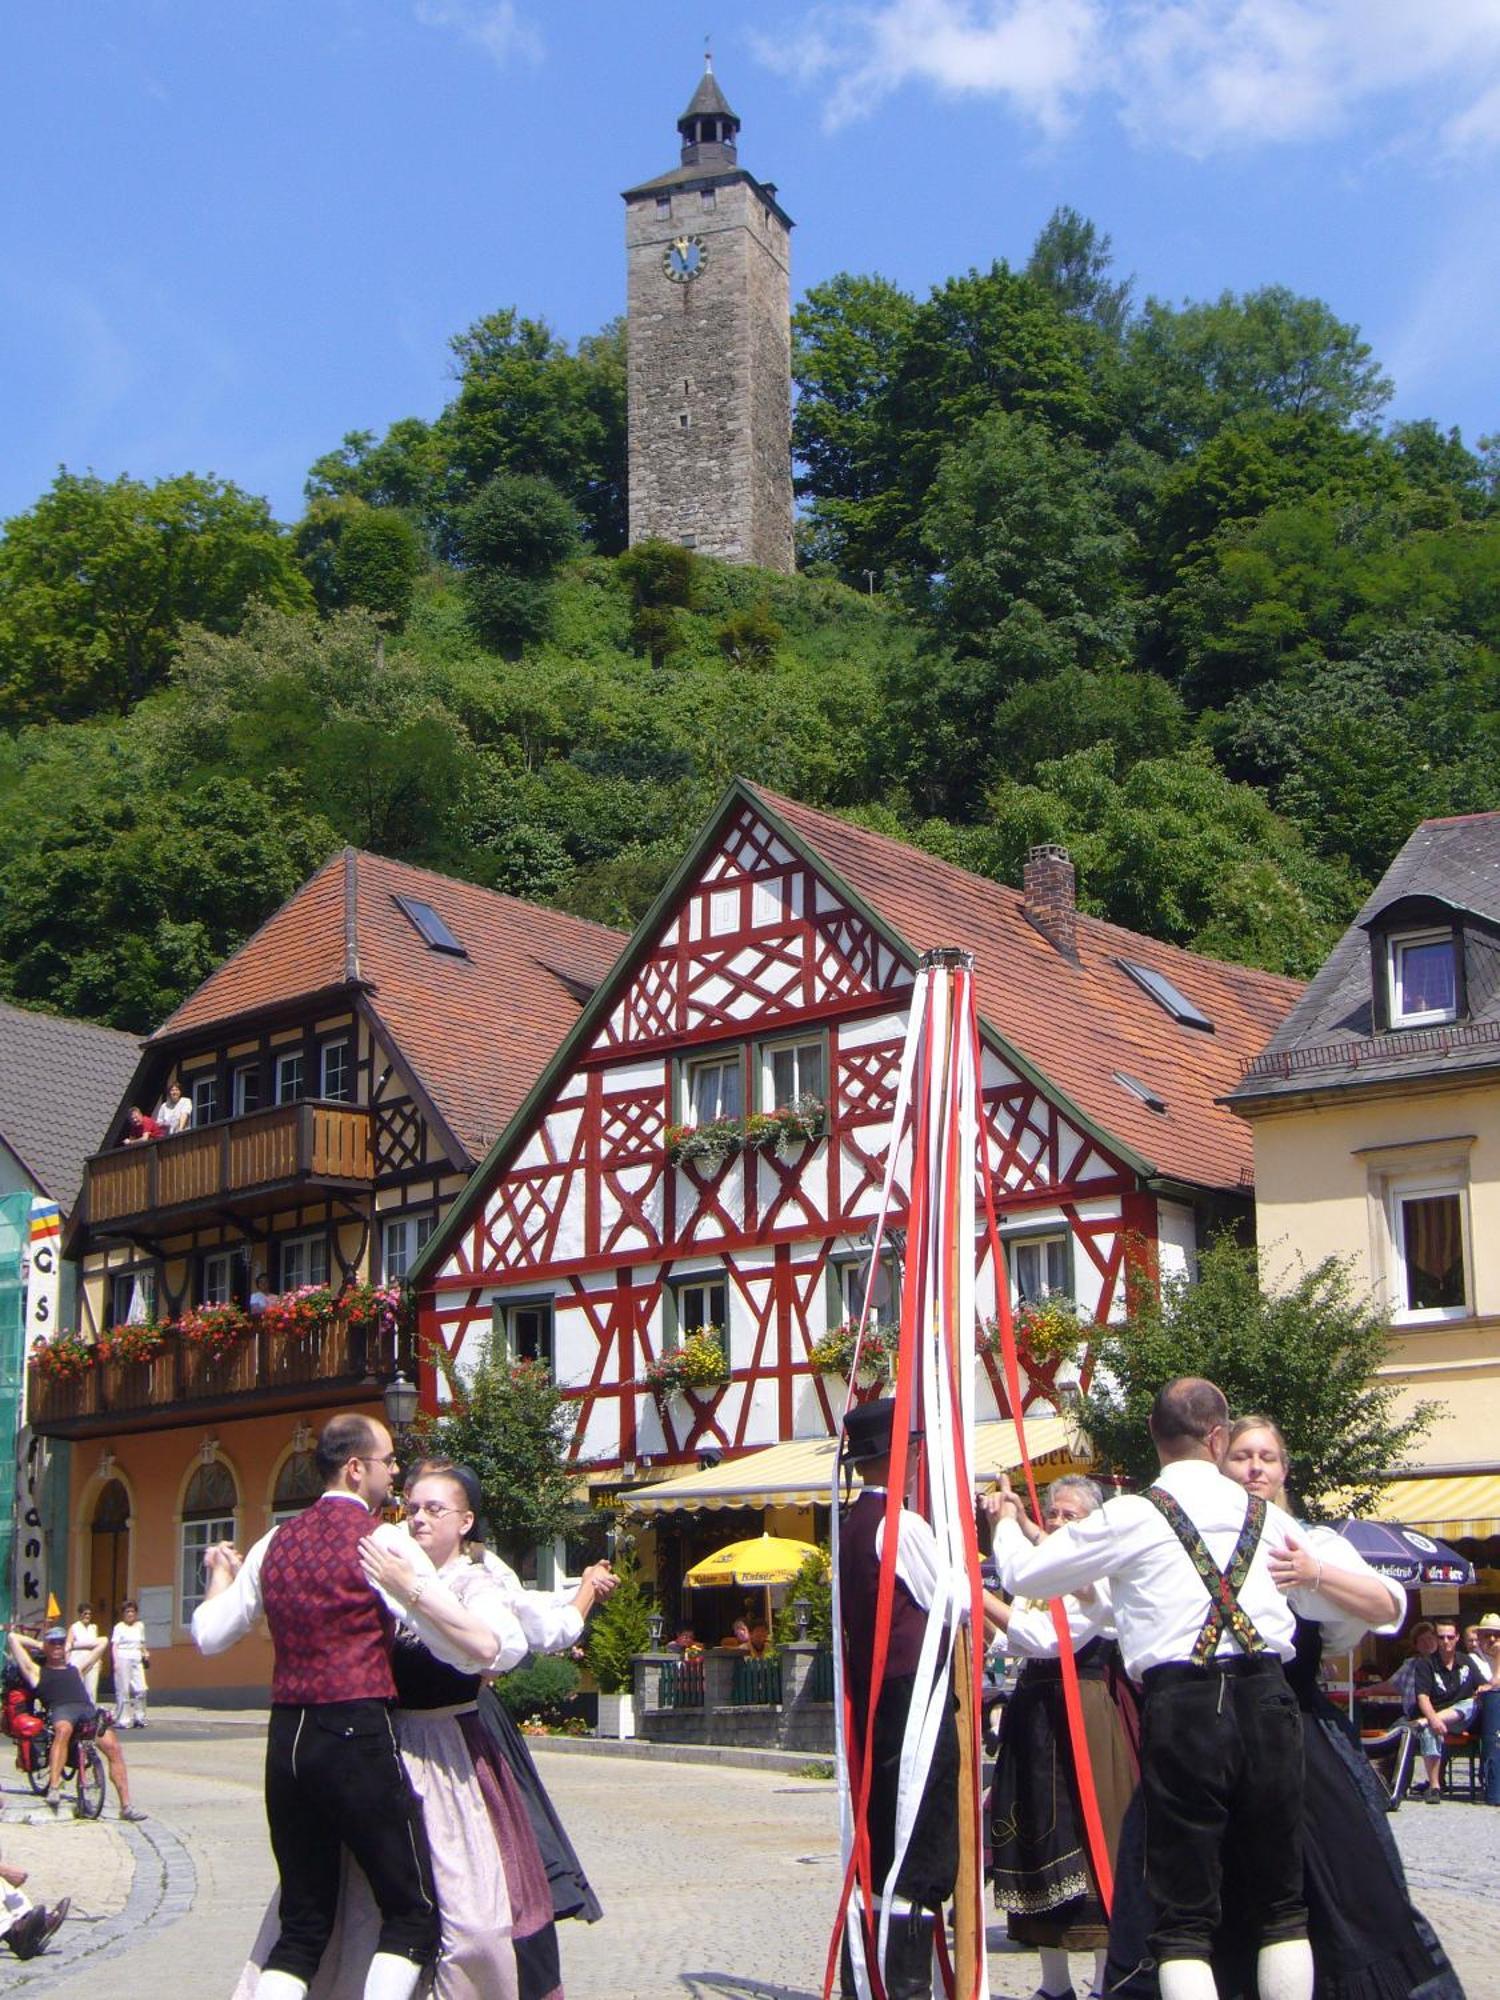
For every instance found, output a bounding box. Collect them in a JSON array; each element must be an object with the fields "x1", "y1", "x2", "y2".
[
  {"x1": 837, "y1": 1395, "x2": 965, "y2": 1999},
  {"x1": 5, "y1": 1622, "x2": 143, "y2": 1818}
]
